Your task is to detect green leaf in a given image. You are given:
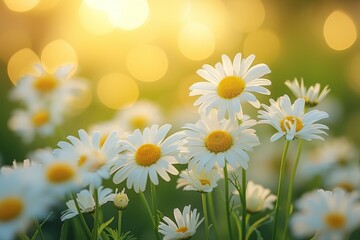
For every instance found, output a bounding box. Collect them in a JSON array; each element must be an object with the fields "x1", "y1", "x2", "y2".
[
  {"x1": 60, "y1": 221, "x2": 69, "y2": 240},
  {"x1": 99, "y1": 217, "x2": 115, "y2": 234},
  {"x1": 255, "y1": 229, "x2": 264, "y2": 240}
]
